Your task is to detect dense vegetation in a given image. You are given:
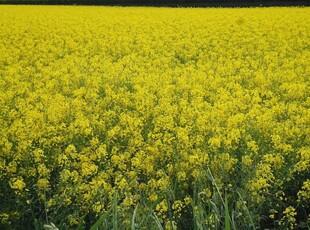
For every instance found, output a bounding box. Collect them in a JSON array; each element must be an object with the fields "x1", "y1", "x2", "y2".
[{"x1": 0, "y1": 5, "x2": 309, "y2": 230}]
